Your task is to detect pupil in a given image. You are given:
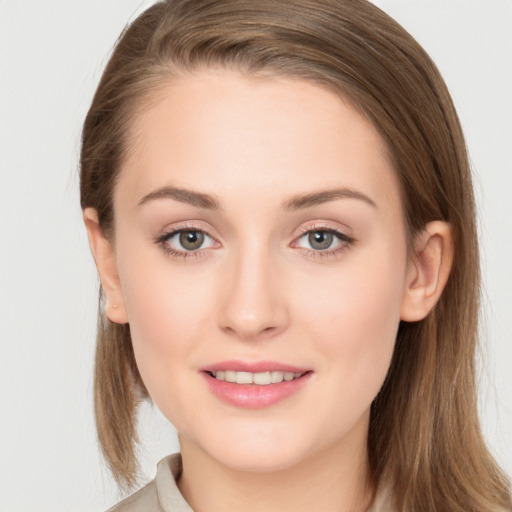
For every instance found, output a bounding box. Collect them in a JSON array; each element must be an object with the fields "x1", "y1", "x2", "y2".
[
  {"x1": 180, "y1": 231, "x2": 204, "y2": 250},
  {"x1": 309, "y1": 231, "x2": 333, "y2": 250}
]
